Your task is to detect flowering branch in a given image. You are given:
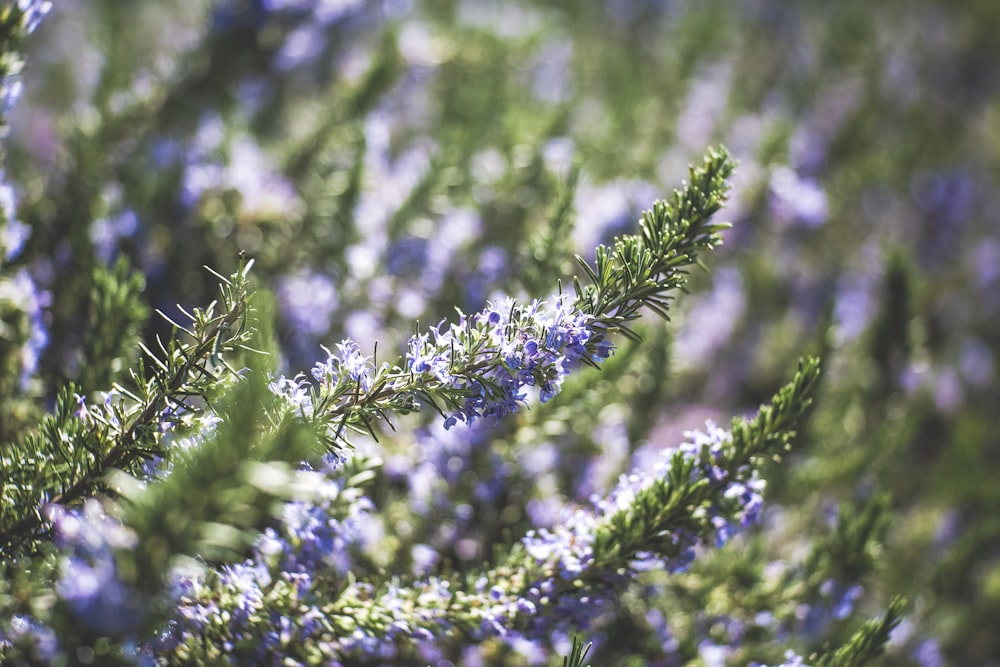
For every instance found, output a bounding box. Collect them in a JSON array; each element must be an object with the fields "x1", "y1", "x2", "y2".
[
  {"x1": 156, "y1": 357, "x2": 821, "y2": 664},
  {"x1": 270, "y1": 148, "x2": 737, "y2": 451}
]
